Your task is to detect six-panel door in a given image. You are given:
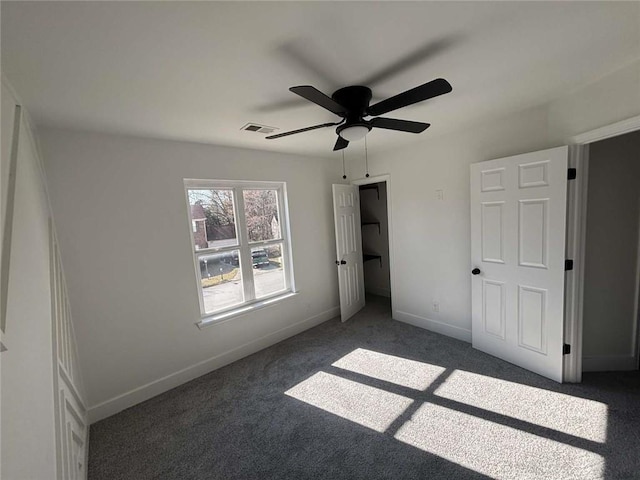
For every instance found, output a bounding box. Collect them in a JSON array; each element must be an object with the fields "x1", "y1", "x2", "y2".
[
  {"x1": 332, "y1": 184, "x2": 365, "y2": 322},
  {"x1": 470, "y1": 146, "x2": 569, "y2": 382}
]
